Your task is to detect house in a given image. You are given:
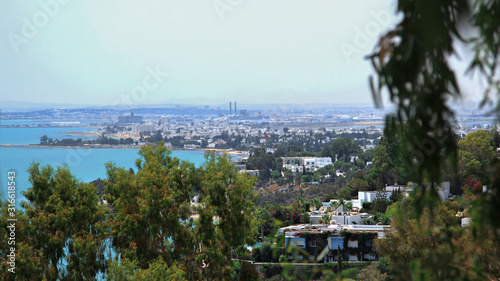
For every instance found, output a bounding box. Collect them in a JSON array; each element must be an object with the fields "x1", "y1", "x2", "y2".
[
  {"x1": 352, "y1": 182, "x2": 451, "y2": 209},
  {"x1": 310, "y1": 203, "x2": 364, "y2": 225},
  {"x1": 277, "y1": 223, "x2": 390, "y2": 262},
  {"x1": 281, "y1": 157, "x2": 333, "y2": 173}
]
